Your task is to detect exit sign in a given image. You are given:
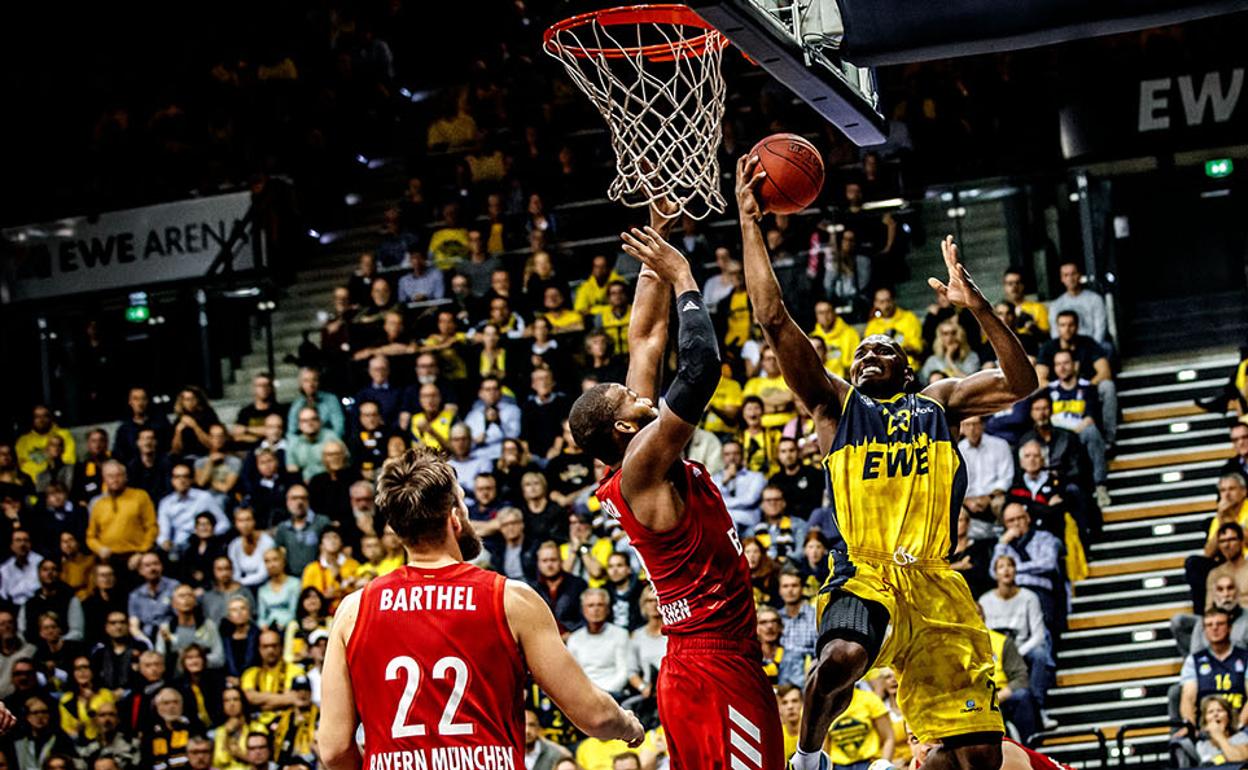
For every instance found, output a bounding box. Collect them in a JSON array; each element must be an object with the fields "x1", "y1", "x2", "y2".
[
  {"x1": 1205, "y1": 158, "x2": 1234, "y2": 178},
  {"x1": 125, "y1": 305, "x2": 151, "y2": 323}
]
